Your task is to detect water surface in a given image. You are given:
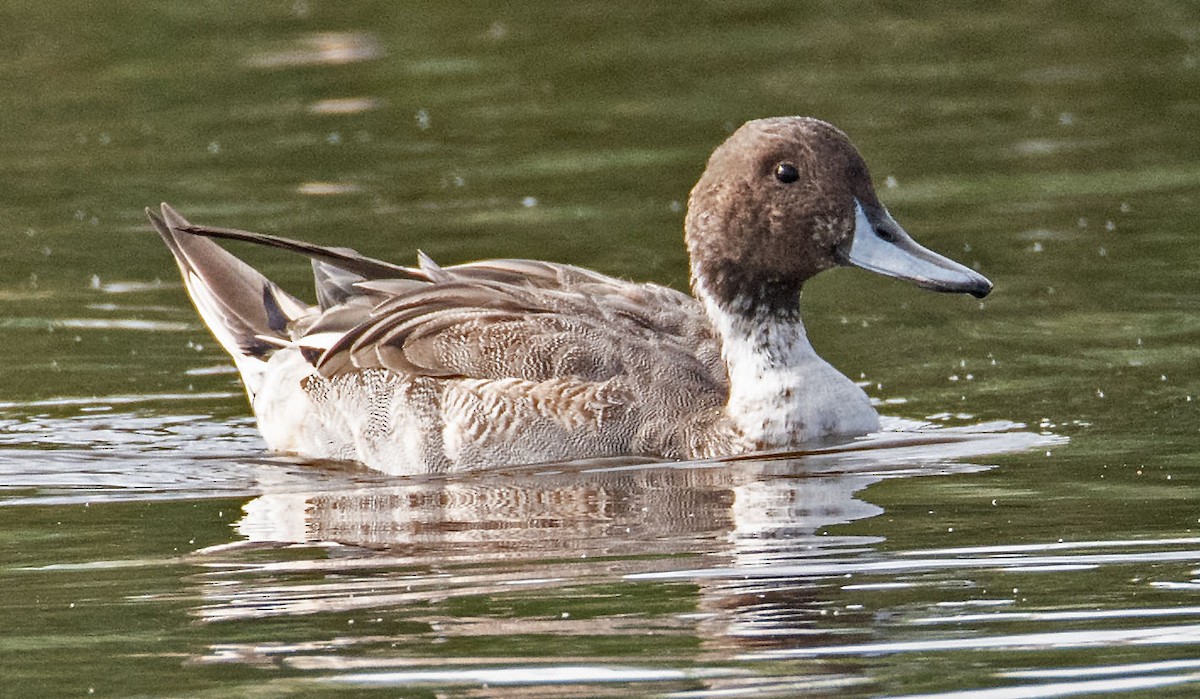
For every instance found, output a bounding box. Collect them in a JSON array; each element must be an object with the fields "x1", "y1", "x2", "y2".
[{"x1": 2, "y1": 2, "x2": 1200, "y2": 697}]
